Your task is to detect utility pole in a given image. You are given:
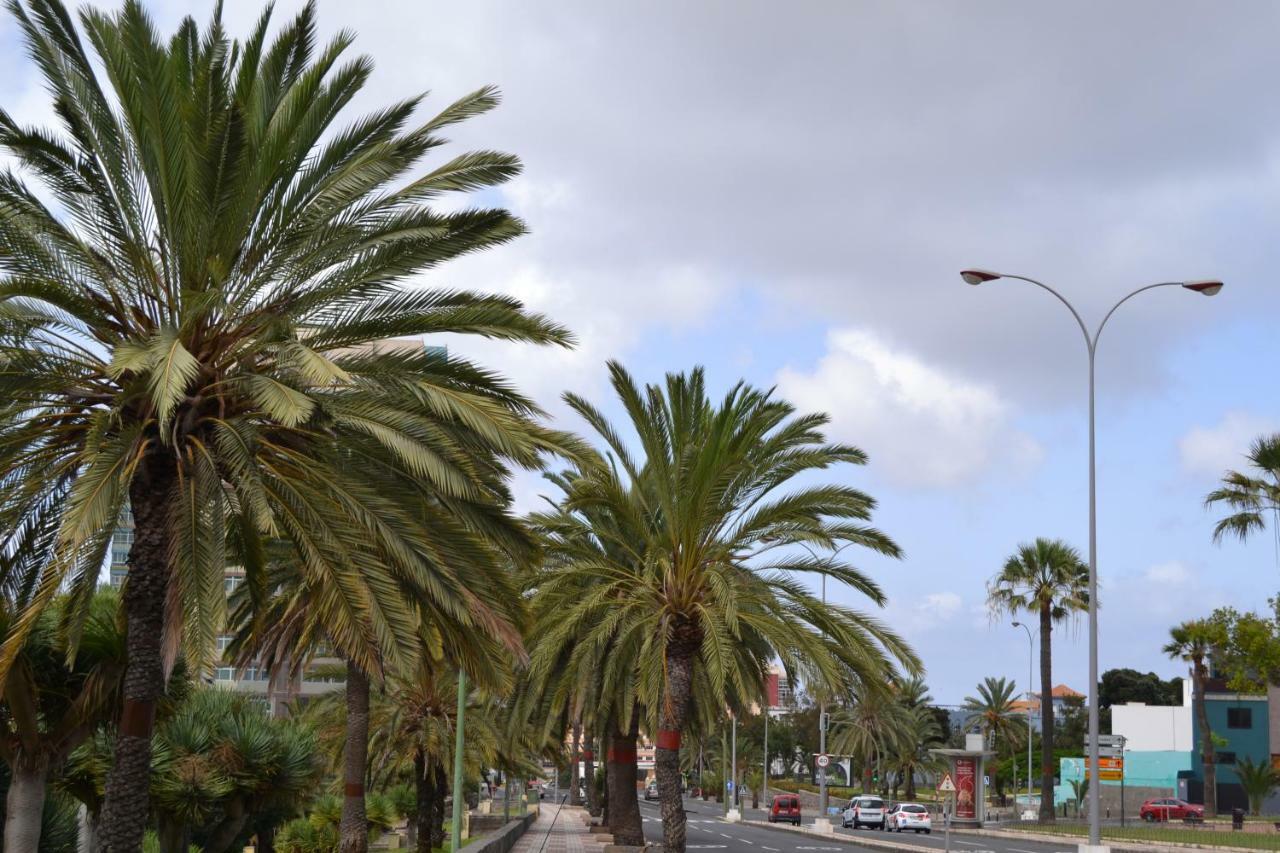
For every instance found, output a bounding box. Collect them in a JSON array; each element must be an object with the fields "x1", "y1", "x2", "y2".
[{"x1": 763, "y1": 708, "x2": 769, "y2": 810}]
